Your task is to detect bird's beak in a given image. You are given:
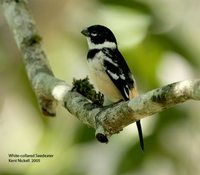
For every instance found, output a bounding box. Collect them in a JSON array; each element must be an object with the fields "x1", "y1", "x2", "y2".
[{"x1": 81, "y1": 28, "x2": 90, "y2": 37}]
